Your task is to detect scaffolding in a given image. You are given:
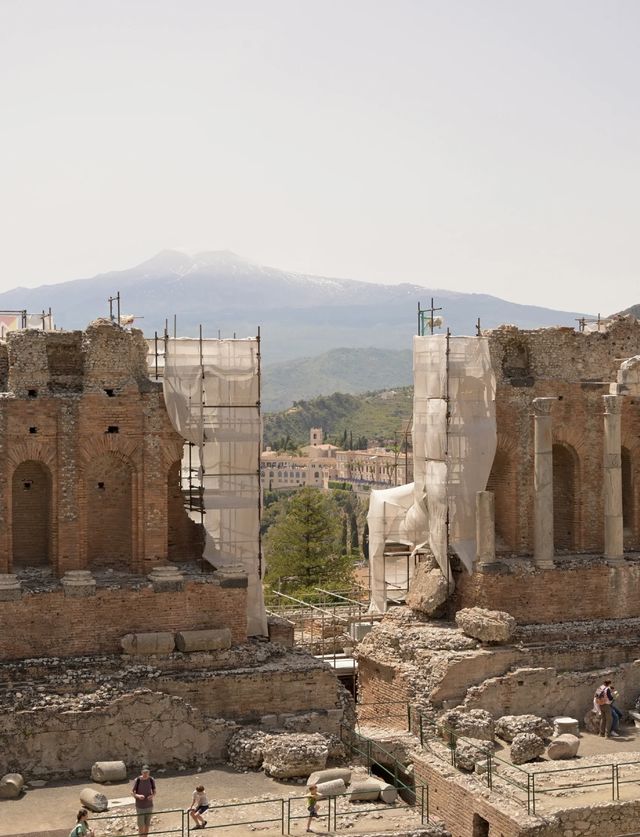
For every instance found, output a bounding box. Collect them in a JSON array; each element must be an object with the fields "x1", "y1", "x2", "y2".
[
  {"x1": 150, "y1": 323, "x2": 266, "y2": 636},
  {"x1": 0, "y1": 308, "x2": 54, "y2": 338}
]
